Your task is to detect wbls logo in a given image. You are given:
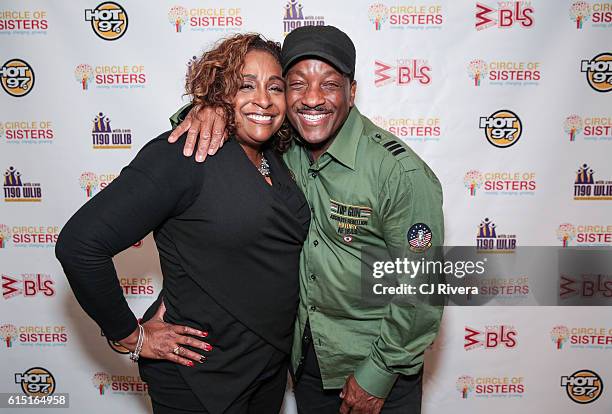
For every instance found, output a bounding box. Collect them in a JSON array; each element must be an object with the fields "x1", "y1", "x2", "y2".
[
  {"x1": 0, "y1": 9, "x2": 48, "y2": 34},
  {"x1": 574, "y1": 163, "x2": 612, "y2": 200},
  {"x1": 169, "y1": 5, "x2": 243, "y2": 33},
  {"x1": 561, "y1": 370, "x2": 604, "y2": 404},
  {"x1": 15, "y1": 367, "x2": 56, "y2": 397},
  {"x1": 564, "y1": 114, "x2": 612, "y2": 141},
  {"x1": 581, "y1": 53, "x2": 612, "y2": 93},
  {"x1": 3, "y1": 167, "x2": 42, "y2": 202},
  {"x1": 283, "y1": 1, "x2": 324, "y2": 36},
  {"x1": 551, "y1": 325, "x2": 612, "y2": 350},
  {"x1": 74, "y1": 64, "x2": 147, "y2": 90},
  {"x1": 0, "y1": 59, "x2": 34, "y2": 97},
  {"x1": 91, "y1": 112, "x2": 132, "y2": 149},
  {"x1": 560, "y1": 274, "x2": 612, "y2": 299},
  {"x1": 479, "y1": 110, "x2": 522, "y2": 148},
  {"x1": 468, "y1": 59, "x2": 540, "y2": 86},
  {"x1": 2, "y1": 273, "x2": 56, "y2": 299},
  {"x1": 92, "y1": 372, "x2": 148, "y2": 395},
  {"x1": 570, "y1": 1, "x2": 612, "y2": 29},
  {"x1": 374, "y1": 59, "x2": 431, "y2": 87},
  {"x1": 464, "y1": 325, "x2": 518, "y2": 350},
  {"x1": 475, "y1": 1, "x2": 534, "y2": 30},
  {"x1": 368, "y1": 3, "x2": 443, "y2": 30},
  {"x1": 476, "y1": 218, "x2": 517, "y2": 253},
  {"x1": 85, "y1": 2, "x2": 128, "y2": 41},
  {"x1": 557, "y1": 223, "x2": 612, "y2": 247},
  {"x1": 464, "y1": 170, "x2": 536, "y2": 196}
]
